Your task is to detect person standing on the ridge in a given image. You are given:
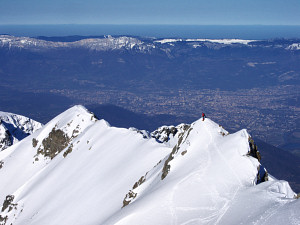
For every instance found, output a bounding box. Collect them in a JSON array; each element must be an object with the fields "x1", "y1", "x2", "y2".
[{"x1": 202, "y1": 112, "x2": 206, "y2": 121}]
